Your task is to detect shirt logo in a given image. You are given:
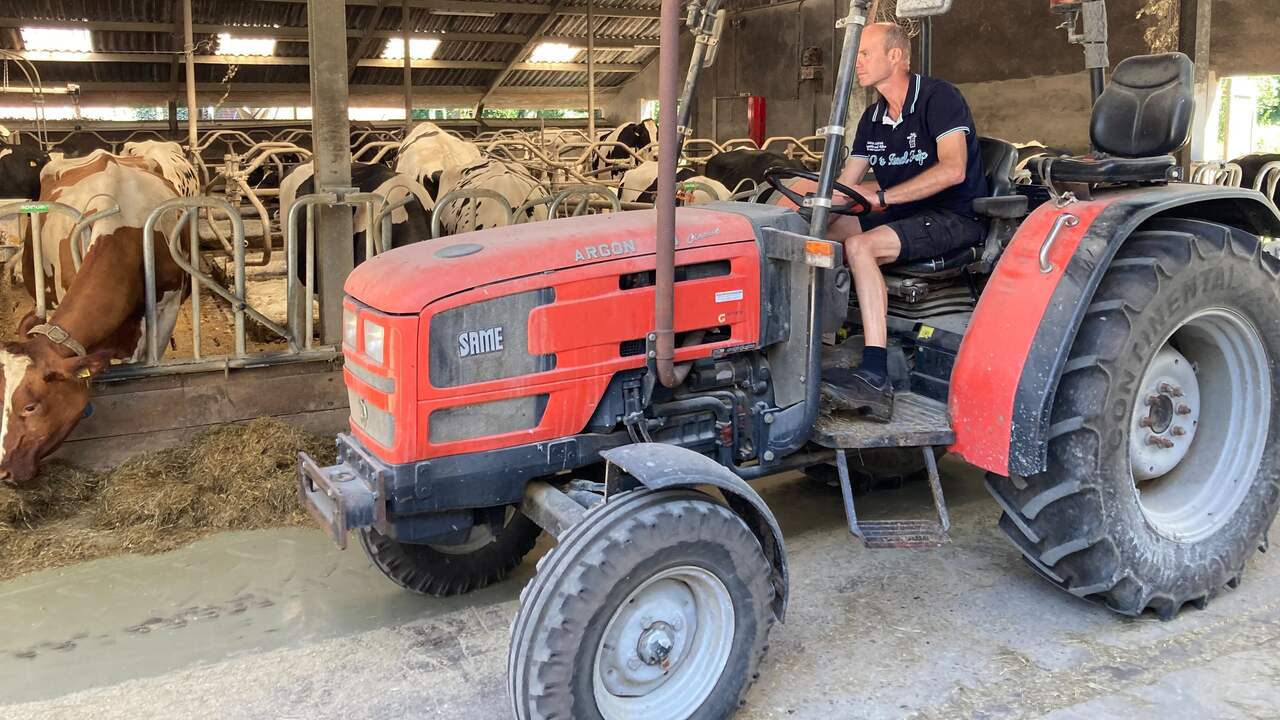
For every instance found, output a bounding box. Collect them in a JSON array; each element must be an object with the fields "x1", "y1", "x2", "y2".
[
  {"x1": 907, "y1": 132, "x2": 918, "y2": 149},
  {"x1": 458, "y1": 327, "x2": 504, "y2": 358}
]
